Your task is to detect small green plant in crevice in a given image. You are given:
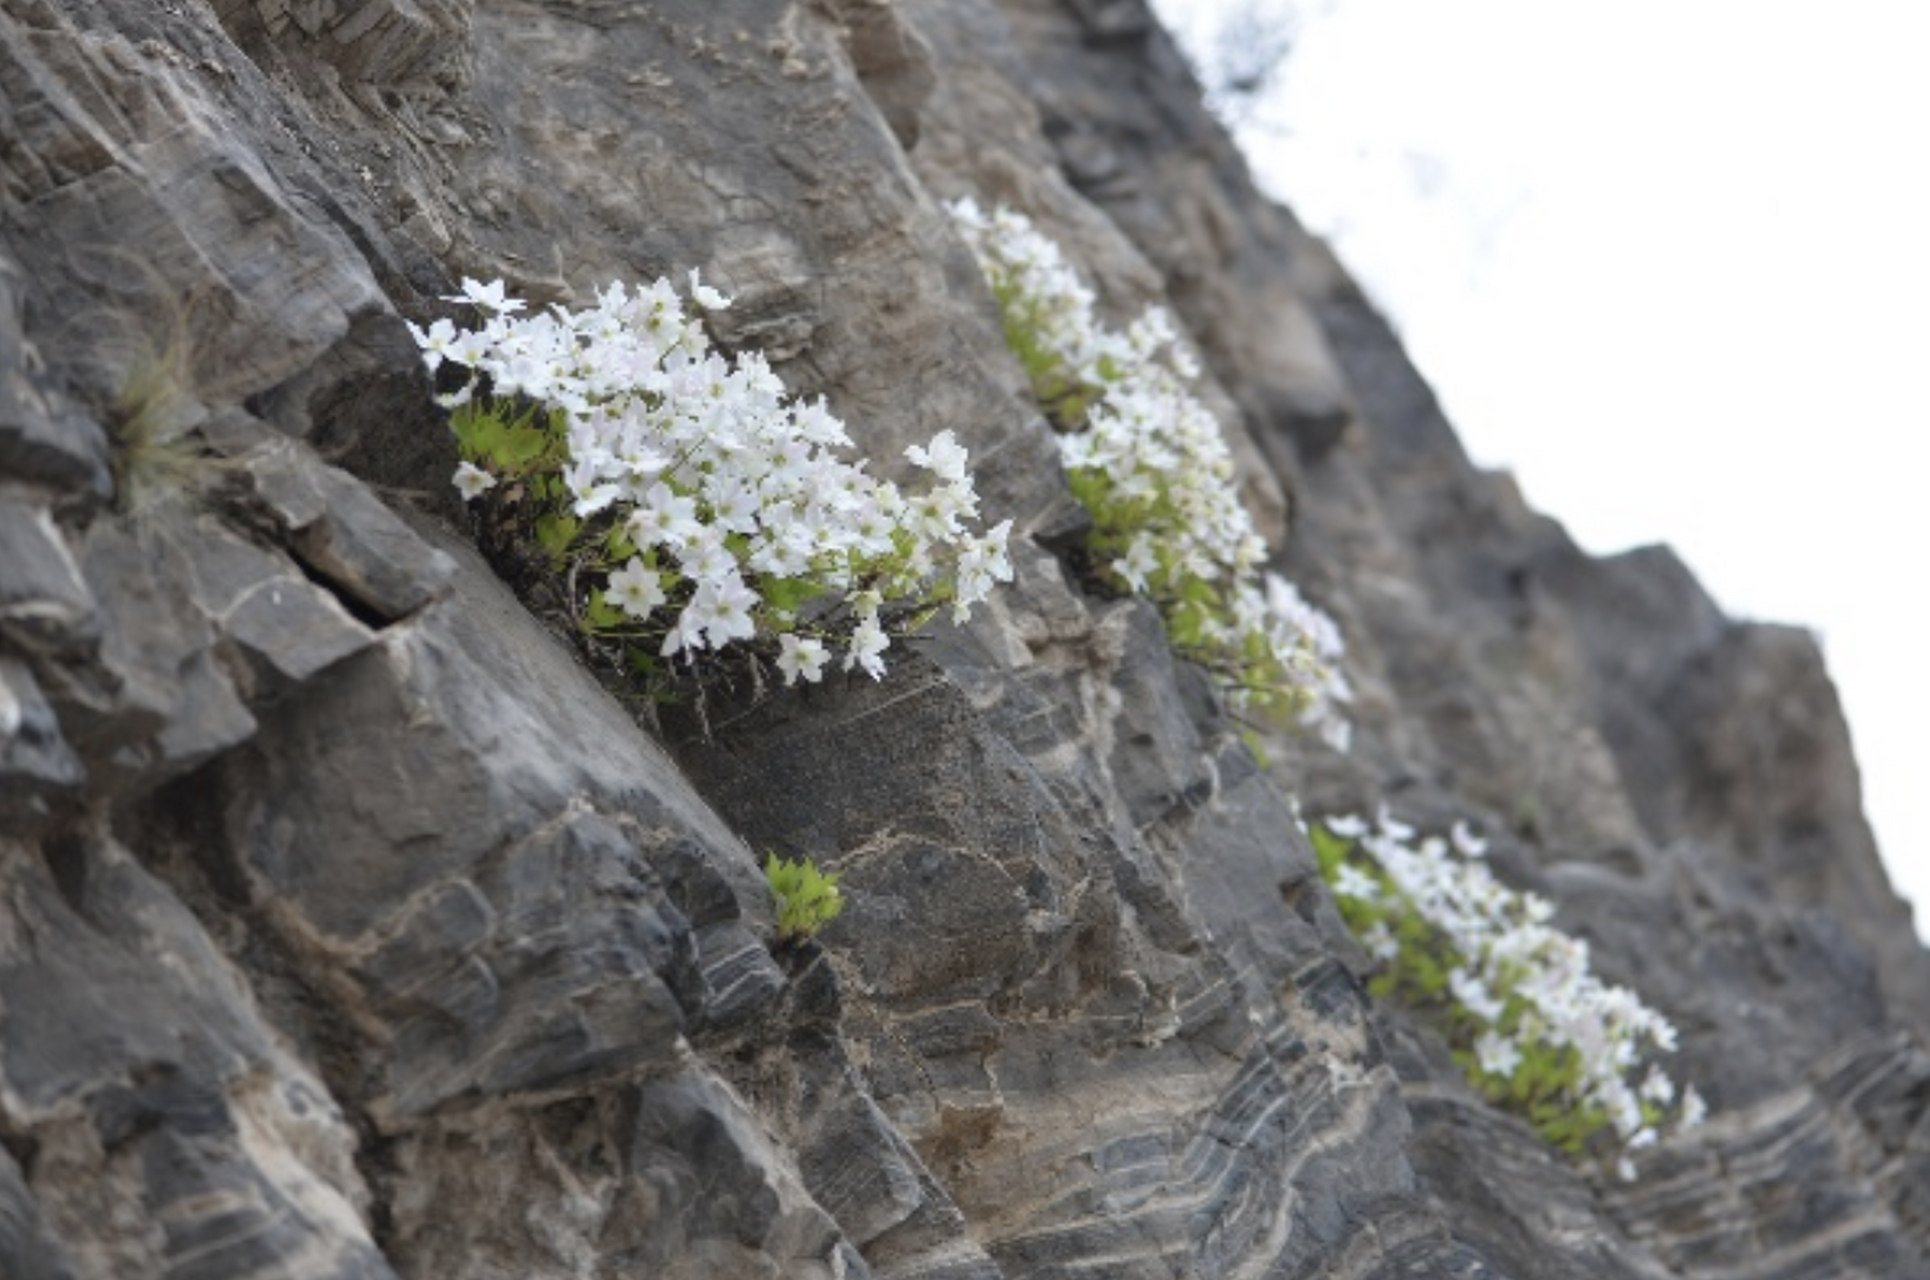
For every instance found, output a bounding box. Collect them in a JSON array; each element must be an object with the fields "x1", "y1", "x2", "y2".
[
  {"x1": 949, "y1": 199, "x2": 1350, "y2": 750},
  {"x1": 765, "y1": 852, "x2": 845, "y2": 946},
  {"x1": 1309, "y1": 808, "x2": 1706, "y2": 1179},
  {"x1": 408, "y1": 274, "x2": 1013, "y2": 699}
]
